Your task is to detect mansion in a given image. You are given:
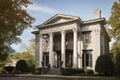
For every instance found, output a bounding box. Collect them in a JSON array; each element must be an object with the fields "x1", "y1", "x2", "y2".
[{"x1": 32, "y1": 9, "x2": 110, "y2": 71}]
